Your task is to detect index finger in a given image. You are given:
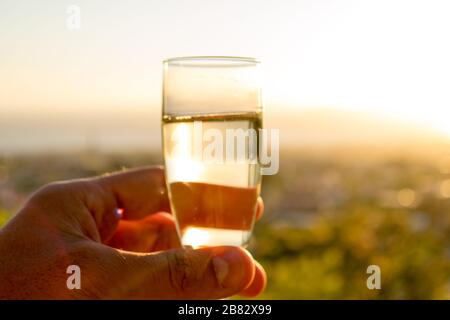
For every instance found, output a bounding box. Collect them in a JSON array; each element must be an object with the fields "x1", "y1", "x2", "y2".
[{"x1": 95, "y1": 166, "x2": 171, "y2": 220}]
